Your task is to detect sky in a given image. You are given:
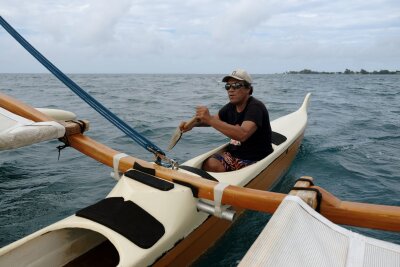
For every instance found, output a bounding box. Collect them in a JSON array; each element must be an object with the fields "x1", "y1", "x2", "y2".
[{"x1": 0, "y1": 0, "x2": 399, "y2": 74}]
